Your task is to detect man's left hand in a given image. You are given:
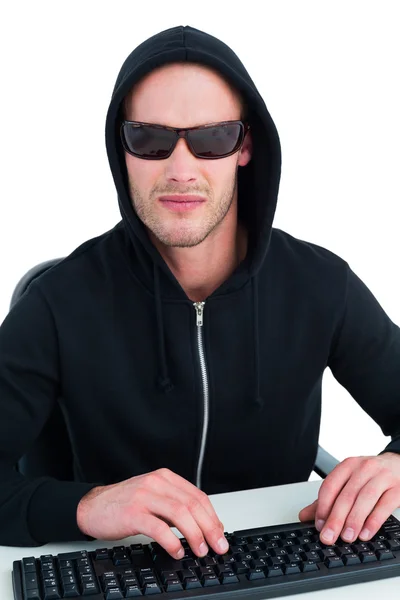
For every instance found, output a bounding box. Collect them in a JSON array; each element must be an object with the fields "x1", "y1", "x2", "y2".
[{"x1": 298, "y1": 452, "x2": 400, "y2": 545}]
